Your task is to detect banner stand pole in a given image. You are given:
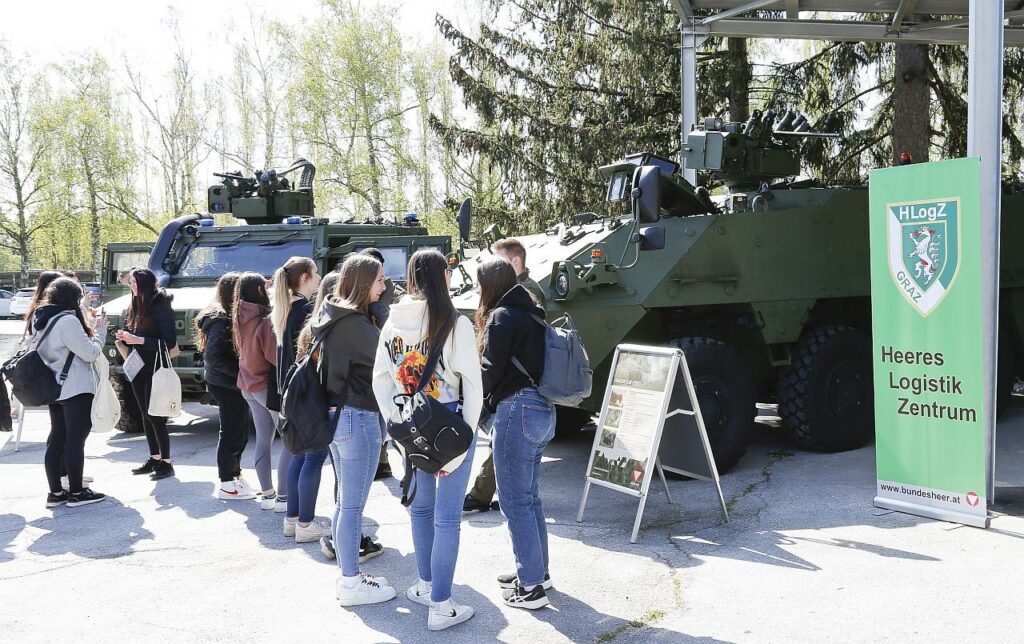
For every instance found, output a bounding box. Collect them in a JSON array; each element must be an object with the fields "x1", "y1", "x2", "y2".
[
  {"x1": 630, "y1": 490, "x2": 650, "y2": 544},
  {"x1": 656, "y1": 459, "x2": 673, "y2": 504},
  {"x1": 577, "y1": 480, "x2": 592, "y2": 523}
]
